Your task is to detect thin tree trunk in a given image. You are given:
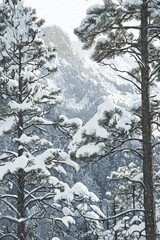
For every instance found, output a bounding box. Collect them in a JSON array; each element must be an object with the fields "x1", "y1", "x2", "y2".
[
  {"x1": 17, "y1": 168, "x2": 26, "y2": 240},
  {"x1": 17, "y1": 46, "x2": 26, "y2": 240},
  {"x1": 17, "y1": 112, "x2": 26, "y2": 240},
  {"x1": 113, "y1": 198, "x2": 118, "y2": 240},
  {"x1": 141, "y1": 1, "x2": 157, "y2": 239}
]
